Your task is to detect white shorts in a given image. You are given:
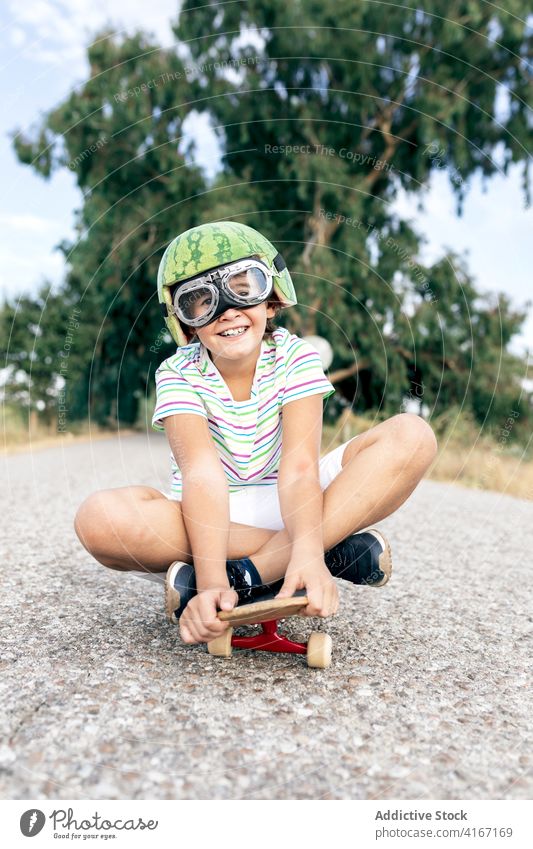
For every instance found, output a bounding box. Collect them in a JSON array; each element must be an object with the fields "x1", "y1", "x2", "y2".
[{"x1": 167, "y1": 437, "x2": 357, "y2": 532}]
